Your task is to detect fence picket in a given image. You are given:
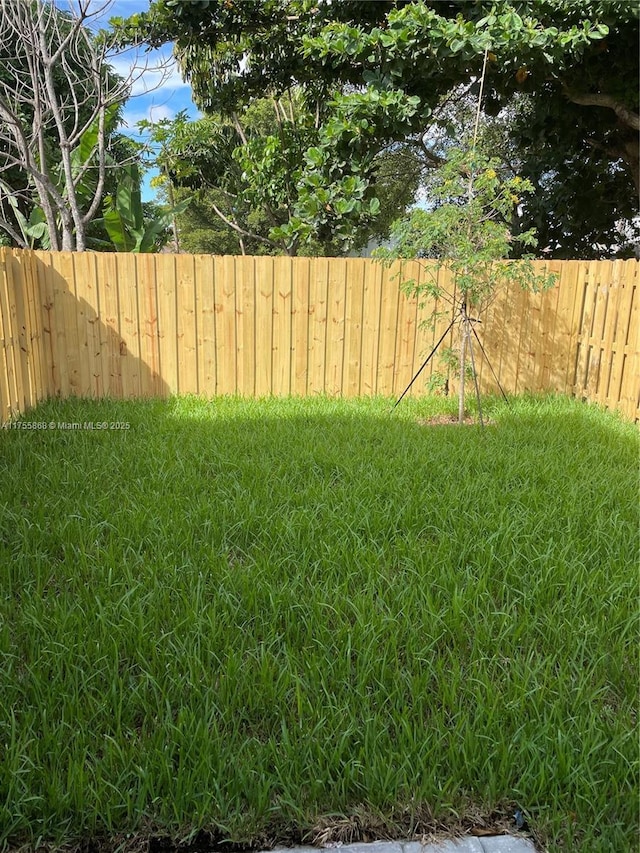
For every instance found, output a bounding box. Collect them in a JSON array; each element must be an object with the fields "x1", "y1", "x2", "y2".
[
  {"x1": 22, "y1": 252, "x2": 46, "y2": 404},
  {"x1": 272, "y1": 257, "x2": 292, "y2": 396},
  {"x1": 254, "y1": 256, "x2": 274, "y2": 397},
  {"x1": 377, "y1": 262, "x2": 400, "y2": 396},
  {"x1": 360, "y1": 259, "x2": 382, "y2": 396},
  {"x1": 325, "y1": 258, "x2": 346, "y2": 396},
  {"x1": 195, "y1": 254, "x2": 216, "y2": 398},
  {"x1": 7, "y1": 251, "x2": 32, "y2": 408},
  {"x1": 72, "y1": 252, "x2": 98, "y2": 397},
  {"x1": 137, "y1": 253, "x2": 162, "y2": 397},
  {"x1": 345, "y1": 259, "x2": 365, "y2": 397},
  {"x1": 156, "y1": 255, "x2": 178, "y2": 395},
  {"x1": 307, "y1": 258, "x2": 328, "y2": 394},
  {"x1": 618, "y1": 262, "x2": 639, "y2": 420},
  {"x1": 175, "y1": 254, "x2": 198, "y2": 395},
  {"x1": 115, "y1": 254, "x2": 141, "y2": 398},
  {"x1": 394, "y1": 260, "x2": 420, "y2": 397},
  {"x1": 214, "y1": 255, "x2": 237, "y2": 395},
  {"x1": 291, "y1": 256, "x2": 310, "y2": 396}
]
